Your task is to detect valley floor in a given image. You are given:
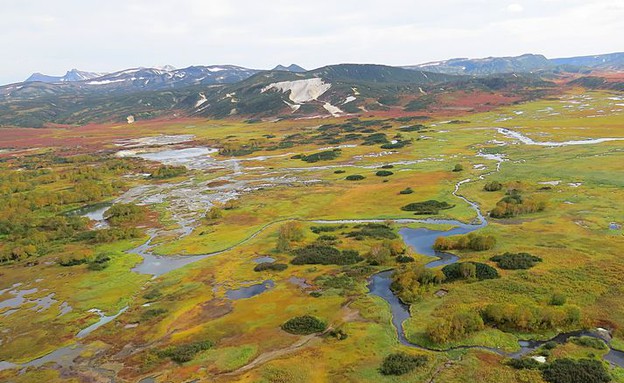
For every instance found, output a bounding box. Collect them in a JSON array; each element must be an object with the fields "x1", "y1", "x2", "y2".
[{"x1": 0, "y1": 90, "x2": 623, "y2": 382}]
